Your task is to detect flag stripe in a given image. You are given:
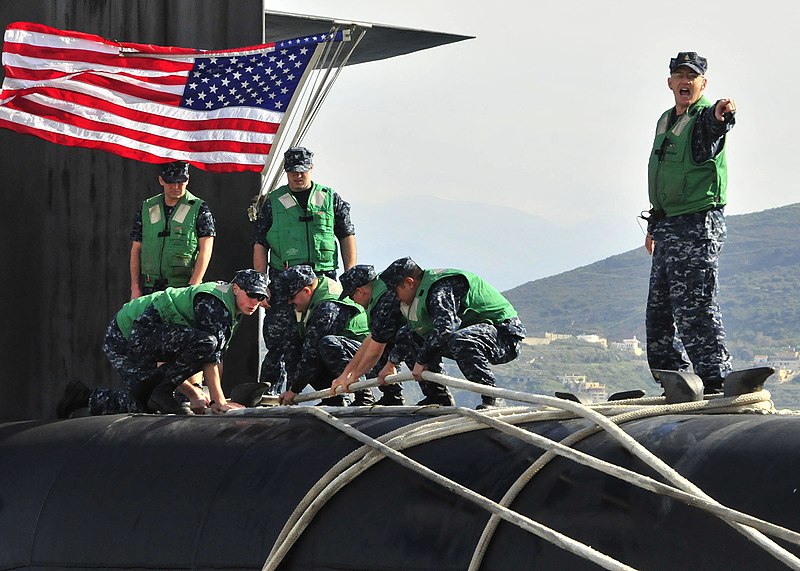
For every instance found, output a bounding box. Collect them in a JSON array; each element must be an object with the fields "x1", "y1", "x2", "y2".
[
  {"x1": 3, "y1": 96, "x2": 272, "y2": 154},
  {"x1": 0, "y1": 105, "x2": 271, "y2": 168},
  {"x1": 3, "y1": 57, "x2": 190, "y2": 85},
  {"x1": 0, "y1": 21, "x2": 329, "y2": 173},
  {"x1": 2, "y1": 82, "x2": 284, "y2": 130},
  {"x1": 0, "y1": 82, "x2": 280, "y2": 136}
]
